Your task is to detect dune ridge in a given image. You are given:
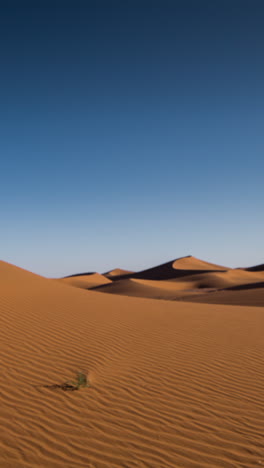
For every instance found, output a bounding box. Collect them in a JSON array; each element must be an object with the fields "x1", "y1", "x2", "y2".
[
  {"x1": 59, "y1": 272, "x2": 112, "y2": 290},
  {"x1": 181, "y1": 285, "x2": 264, "y2": 307},
  {"x1": 1, "y1": 259, "x2": 264, "y2": 467},
  {"x1": 244, "y1": 263, "x2": 264, "y2": 272},
  {"x1": 104, "y1": 268, "x2": 134, "y2": 279},
  {"x1": 128, "y1": 255, "x2": 228, "y2": 281},
  {"x1": 92, "y1": 257, "x2": 264, "y2": 306}
]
